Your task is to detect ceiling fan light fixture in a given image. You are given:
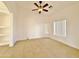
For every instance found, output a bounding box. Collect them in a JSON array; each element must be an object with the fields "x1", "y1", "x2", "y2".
[
  {"x1": 32, "y1": 1, "x2": 52, "y2": 14},
  {"x1": 38, "y1": 8, "x2": 43, "y2": 12}
]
